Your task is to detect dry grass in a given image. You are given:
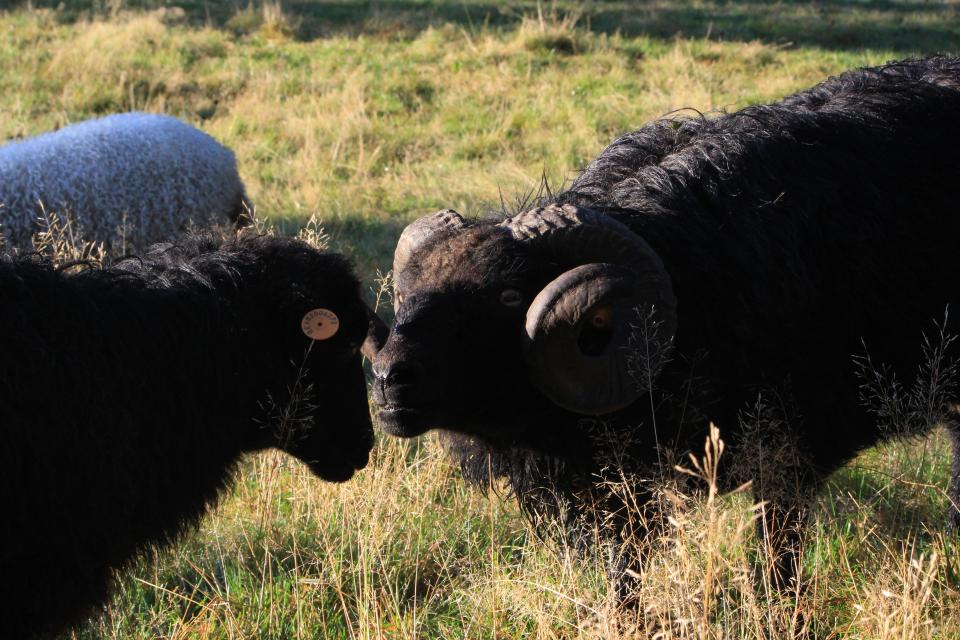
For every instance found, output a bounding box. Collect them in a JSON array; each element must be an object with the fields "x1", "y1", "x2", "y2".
[
  {"x1": 2, "y1": 2, "x2": 959, "y2": 638},
  {"x1": 67, "y1": 423, "x2": 960, "y2": 639},
  {"x1": 0, "y1": 5, "x2": 895, "y2": 277}
]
